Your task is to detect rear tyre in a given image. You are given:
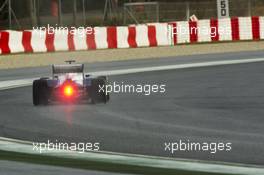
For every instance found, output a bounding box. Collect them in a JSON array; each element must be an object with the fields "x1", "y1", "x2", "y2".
[
  {"x1": 33, "y1": 79, "x2": 50, "y2": 106},
  {"x1": 98, "y1": 76, "x2": 110, "y2": 102},
  {"x1": 91, "y1": 77, "x2": 109, "y2": 104}
]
